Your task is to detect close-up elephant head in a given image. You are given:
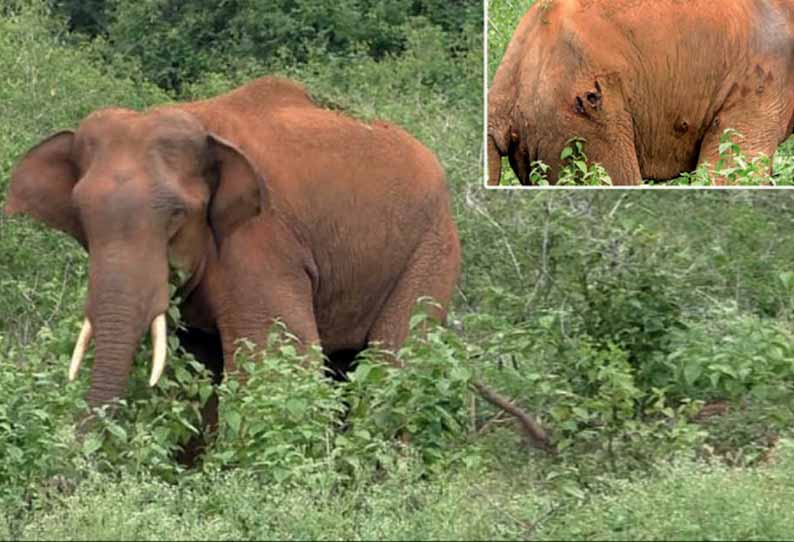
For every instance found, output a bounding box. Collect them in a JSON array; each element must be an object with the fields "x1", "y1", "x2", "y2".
[{"x1": 5, "y1": 108, "x2": 264, "y2": 406}]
